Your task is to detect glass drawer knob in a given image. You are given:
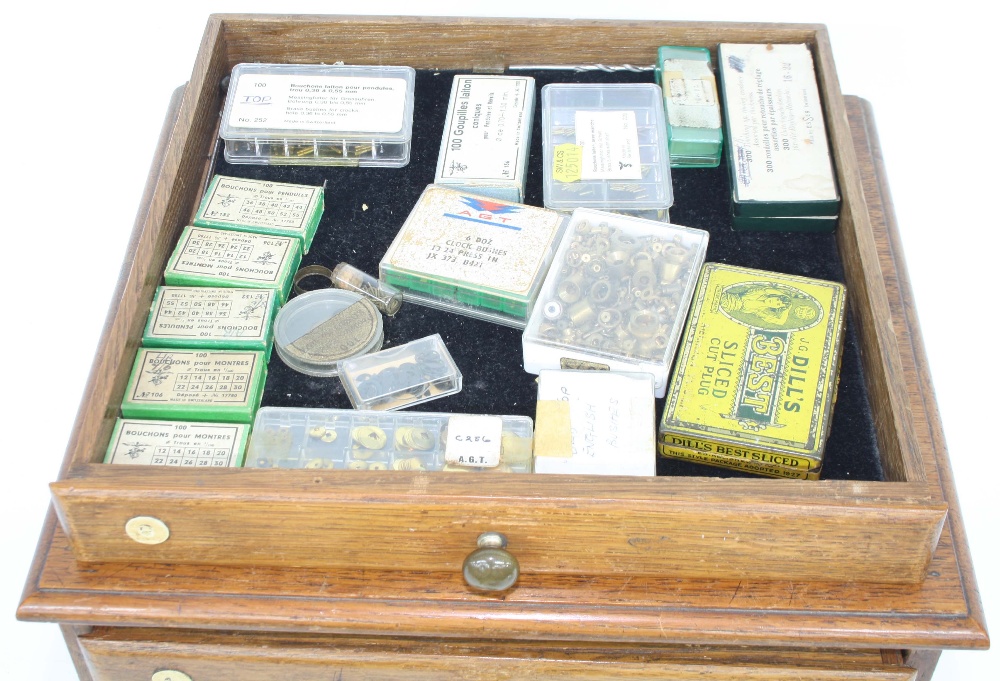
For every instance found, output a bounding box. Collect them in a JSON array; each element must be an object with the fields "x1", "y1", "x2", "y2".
[{"x1": 463, "y1": 532, "x2": 519, "y2": 592}]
